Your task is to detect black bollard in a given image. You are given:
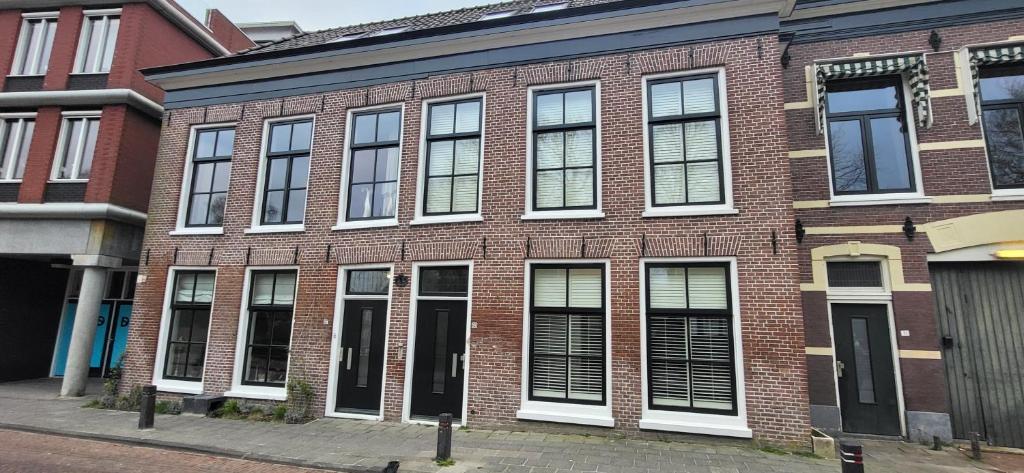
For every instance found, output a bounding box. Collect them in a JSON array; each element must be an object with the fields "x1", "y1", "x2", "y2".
[
  {"x1": 932, "y1": 435, "x2": 942, "y2": 451},
  {"x1": 839, "y1": 443, "x2": 864, "y2": 473},
  {"x1": 971, "y1": 432, "x2": 982, "y2": 460},
  {"x1": 436, "y1": 413, "x2": 453, "y2": 461},
  {"x1": 138, "y1": 385, "x2": 156, "y2": 430},
  {"x1": 382, "y1": 460, "x2": 400, "y2": 473}
]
